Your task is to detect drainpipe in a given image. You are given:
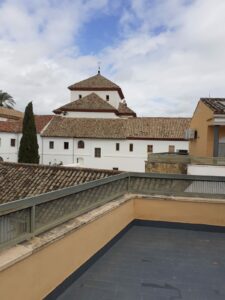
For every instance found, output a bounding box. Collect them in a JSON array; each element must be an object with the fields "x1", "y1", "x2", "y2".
[{"x1": 213, "y1": 125, "x2": 220, "y2": 157}]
